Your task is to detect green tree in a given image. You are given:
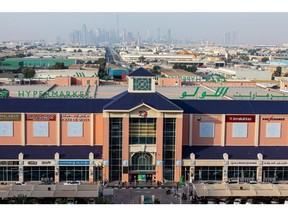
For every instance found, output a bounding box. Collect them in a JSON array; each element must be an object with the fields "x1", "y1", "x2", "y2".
[
  {"x1": 239, "y1": 55, "x2": 250, "y2": 61},
  {"x1": 261, "y1": 57, "x2": 269, "y2": 63},
  {"x1": 95, "y1": 197, "x2": 113, "y2": 204},
  {"x1": 22, "y1": 67, "x2": 35, "y2": 78},
  {"x1": 138, "y1": 55, "x2": 145, "y2": 63},
  {"x1": 186, "y1": 65, "x2": 197, "y2": 73},
  {"x1": 273, "y1": 66, "x2": 282, "y2": 77},
  {"x1": 50, "y1": 62, "x2": 68, "y2": 69},
  {"x1": 77, "y1": 49, "x2": 82, "y2": 52},
  {"x1": 284, "y1": 73, "x2": 288, "y2": 77},
  {"x1": 130, "y1": 62, "x2": 136, "y2": 69},
  {"x1": 8, "y1": 194, "x2": 34, "y2": 204},
  {"x1": 86, "y1": 60, "x2": 92, "y2": 64}
]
